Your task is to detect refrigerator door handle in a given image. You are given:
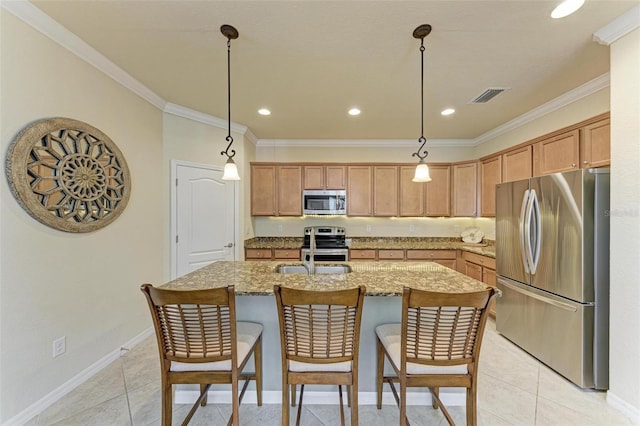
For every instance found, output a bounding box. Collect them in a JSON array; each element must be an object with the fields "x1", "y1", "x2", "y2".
[
  {"x1": 498, "y1": 278, "x2": 579, "y2": 312},
  {"x1": 519, "y1": 189, "x2": 531, "y2": 273},
  {"x1": 529, "y1": 189, "x2": 542, "y2": 274}
]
